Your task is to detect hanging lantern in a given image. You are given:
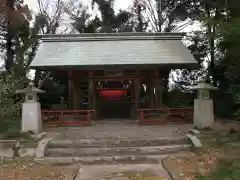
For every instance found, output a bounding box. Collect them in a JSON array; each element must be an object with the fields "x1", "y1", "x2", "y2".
[{"x1": 97, "y1": 88, "x2": 126, "y2": 100}]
